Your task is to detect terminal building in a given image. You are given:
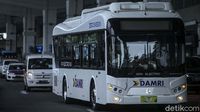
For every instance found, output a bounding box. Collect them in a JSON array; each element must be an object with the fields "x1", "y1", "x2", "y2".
[{"x1": 0, "y1": 0, "x2": 199, "y2": 59}]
